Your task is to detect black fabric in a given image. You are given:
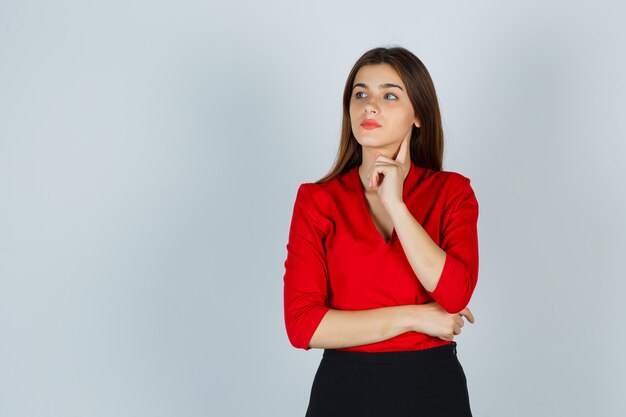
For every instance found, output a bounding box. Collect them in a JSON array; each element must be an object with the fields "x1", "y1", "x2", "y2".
[{"x1": 305, "y1": 341, "x2": 473, "y2": 417}]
